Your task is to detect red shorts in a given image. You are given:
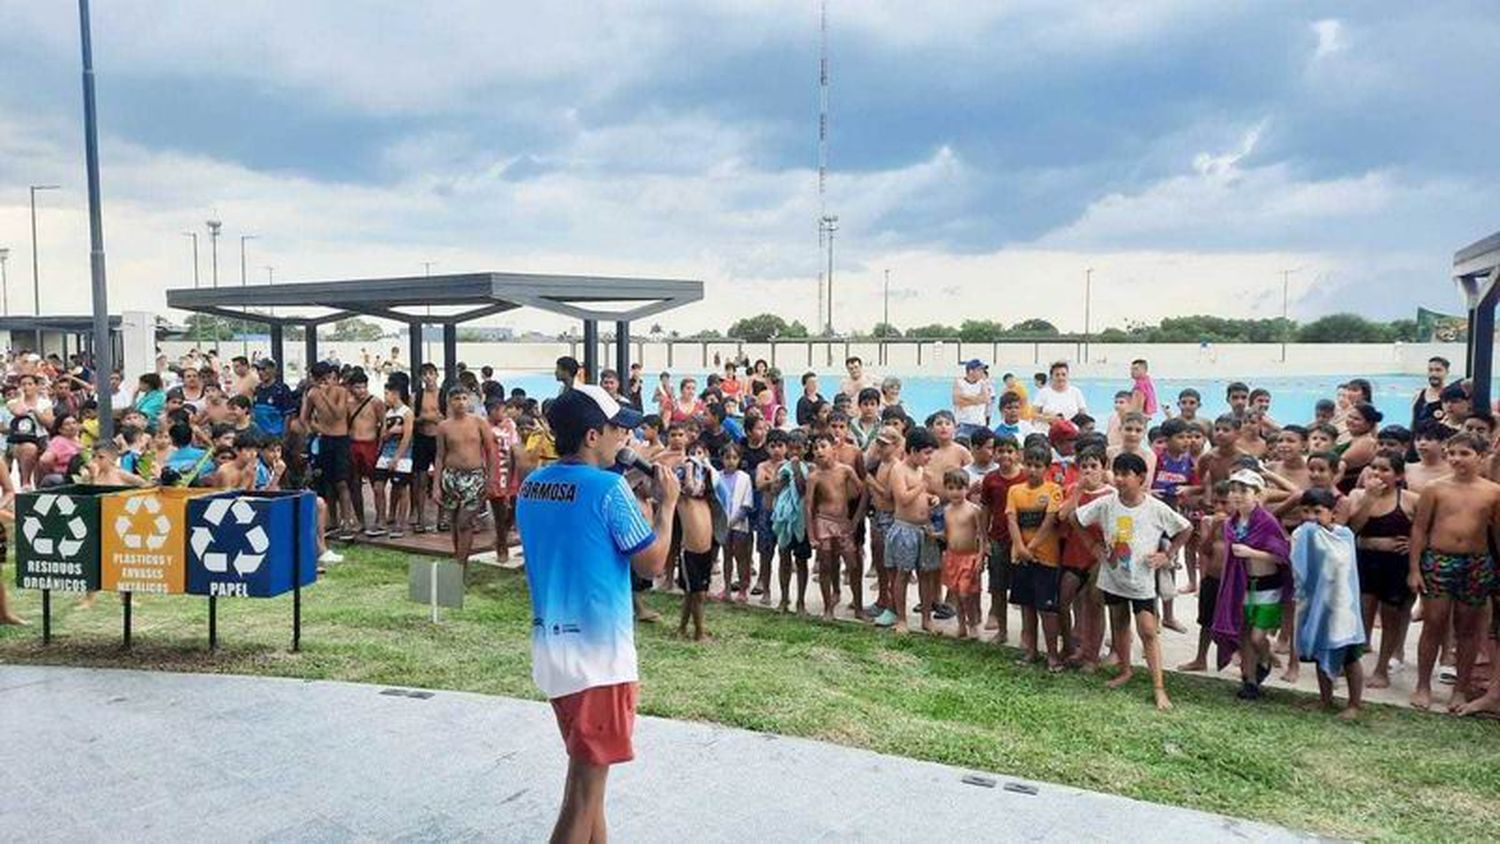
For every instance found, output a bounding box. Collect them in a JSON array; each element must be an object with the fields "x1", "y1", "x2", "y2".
[
  {"x1": 550, "y1": 681, "x2": 637, "y2": 766},
  {"x1": 351, "y1": 440, "x2": 379, "y2": 478}
]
